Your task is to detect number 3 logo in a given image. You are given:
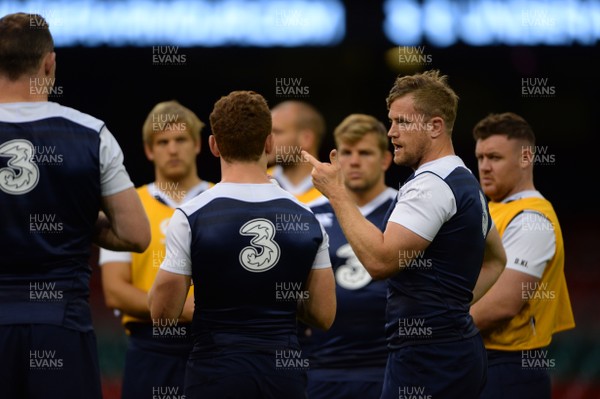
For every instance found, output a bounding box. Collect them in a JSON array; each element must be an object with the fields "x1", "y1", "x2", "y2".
[
  {"x1": 335, "y1": 243, "x2": 372, "y2": 290},
  {"x1": 239, "y1": 218, "x2": 281, "y2": 273},
  {"x1": 0, "y1": 139, "x2": 39, "y2": 195}
]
